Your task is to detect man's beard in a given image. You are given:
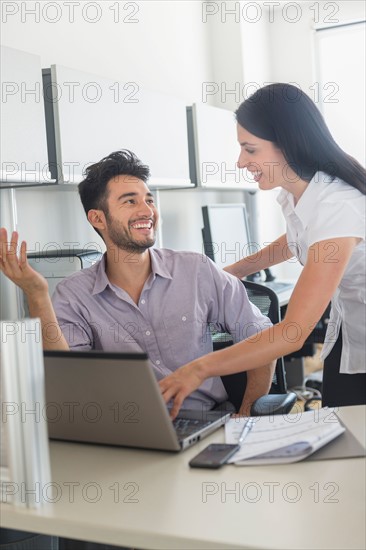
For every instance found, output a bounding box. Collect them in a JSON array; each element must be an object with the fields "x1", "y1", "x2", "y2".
[{"x1": 105, "y1": 211, "x2": 156, "y2": 254}]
